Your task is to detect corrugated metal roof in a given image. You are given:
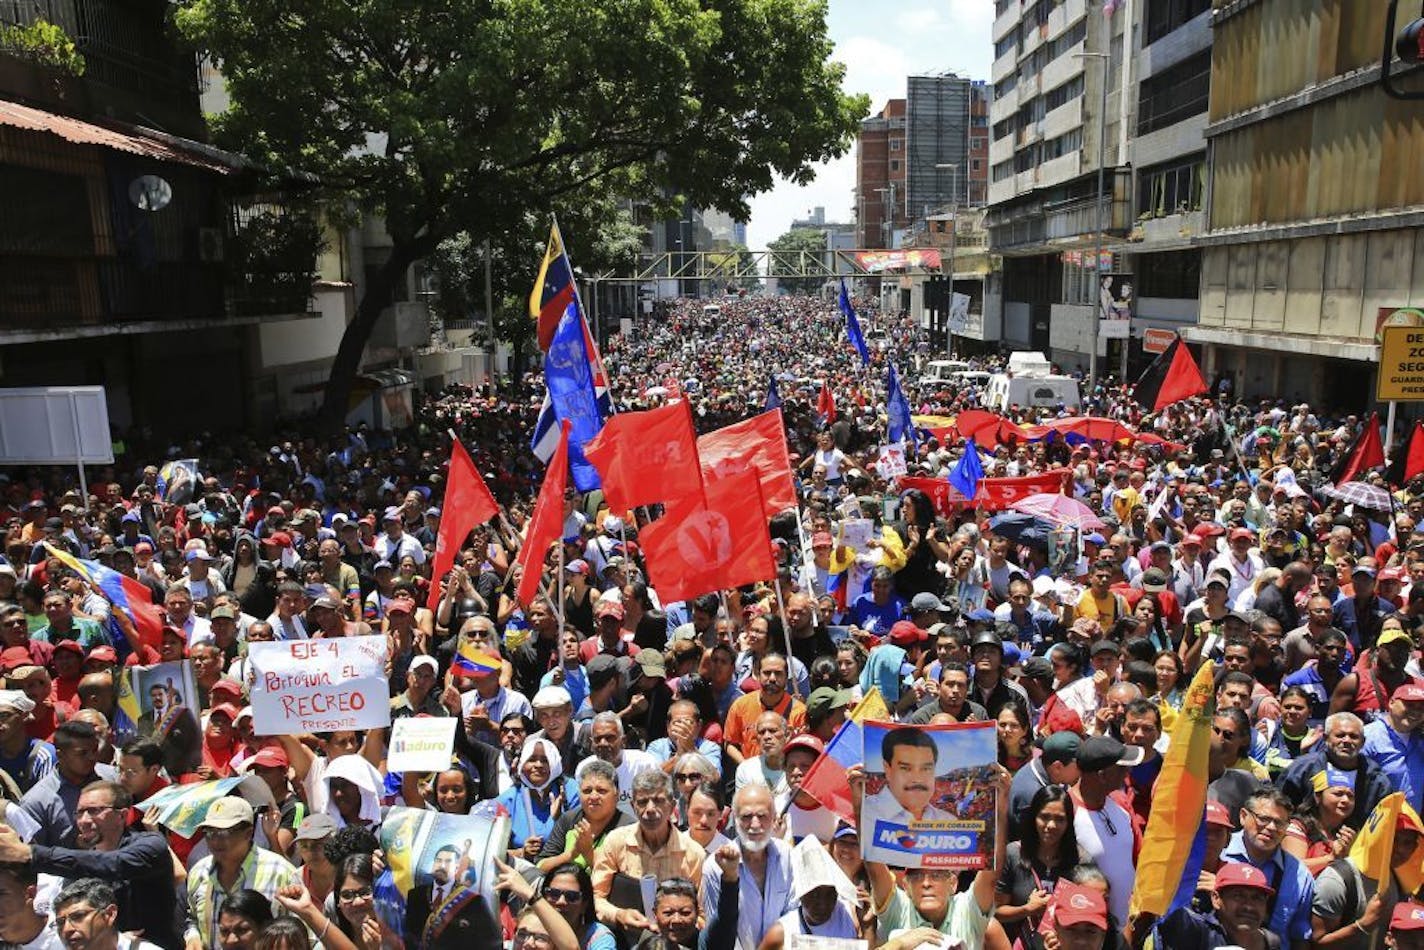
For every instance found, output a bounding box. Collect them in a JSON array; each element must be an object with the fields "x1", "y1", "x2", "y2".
[{"x1": 0, "y1": 97, "x2": 240, "y2": 174}]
